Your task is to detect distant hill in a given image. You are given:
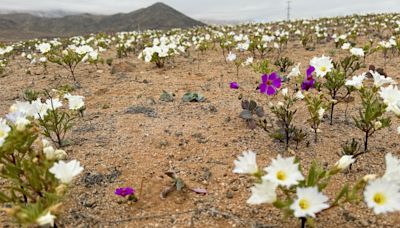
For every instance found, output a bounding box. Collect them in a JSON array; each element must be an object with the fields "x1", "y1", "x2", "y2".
[{"x1": 0, "y1": 2, "x2": 205, "y2": 41}]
